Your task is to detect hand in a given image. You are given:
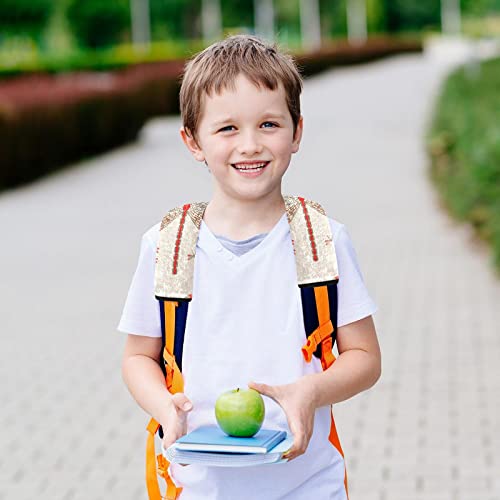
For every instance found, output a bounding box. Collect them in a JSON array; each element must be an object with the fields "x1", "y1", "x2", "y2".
[
  {"x1": 161, "y1": 393, "x2": 193, "y2": 450},
  {"x1": 248, "y1": 377, "x2": 317, "y2": 461}
]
